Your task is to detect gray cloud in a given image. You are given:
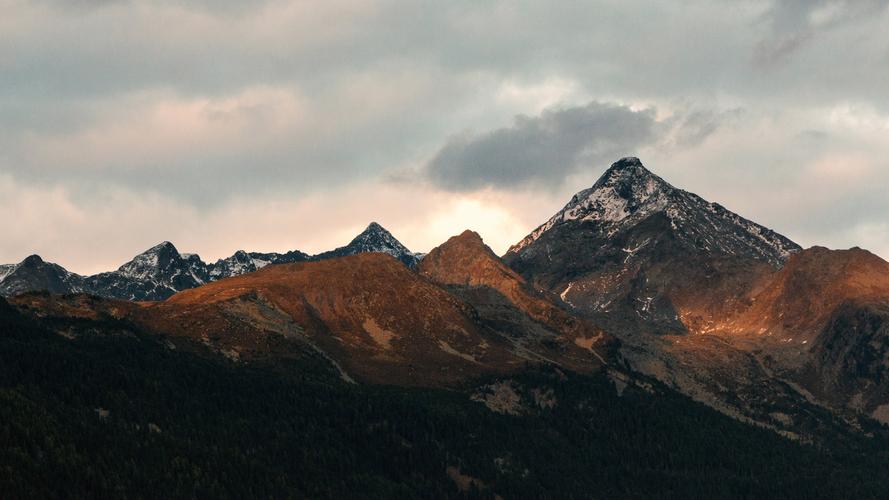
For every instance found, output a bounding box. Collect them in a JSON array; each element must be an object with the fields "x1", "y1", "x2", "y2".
[
  {"x1": 664, "y1": 108, "x2": 743, "y2": 149},
  {"x1": 425, "y1": 102, "x2": 658, "y2": 191},
  {"x1": 2, "y1": 0, "x2": 889, "y2": 265},
  {"x1": 754, "y1": 0, "x2": 889, "y2": 67}
]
